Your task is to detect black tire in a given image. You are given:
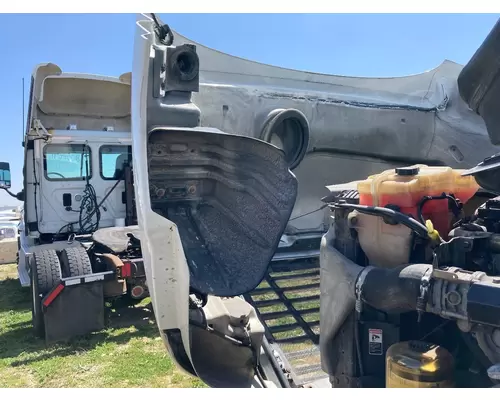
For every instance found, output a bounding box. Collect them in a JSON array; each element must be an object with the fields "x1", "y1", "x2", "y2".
[
  {"x1": 33, "y1": 249, "x2": 62, "y2": 295},
  {"x1": 31, "y1": 249, "x2": 62, "y2": 338},
  {"x1": 59, "y1": 246, "x2": 92, "y2": 278},
  {"x1": 30, "y1": 267, "x2": 44, "y2": 338}
]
